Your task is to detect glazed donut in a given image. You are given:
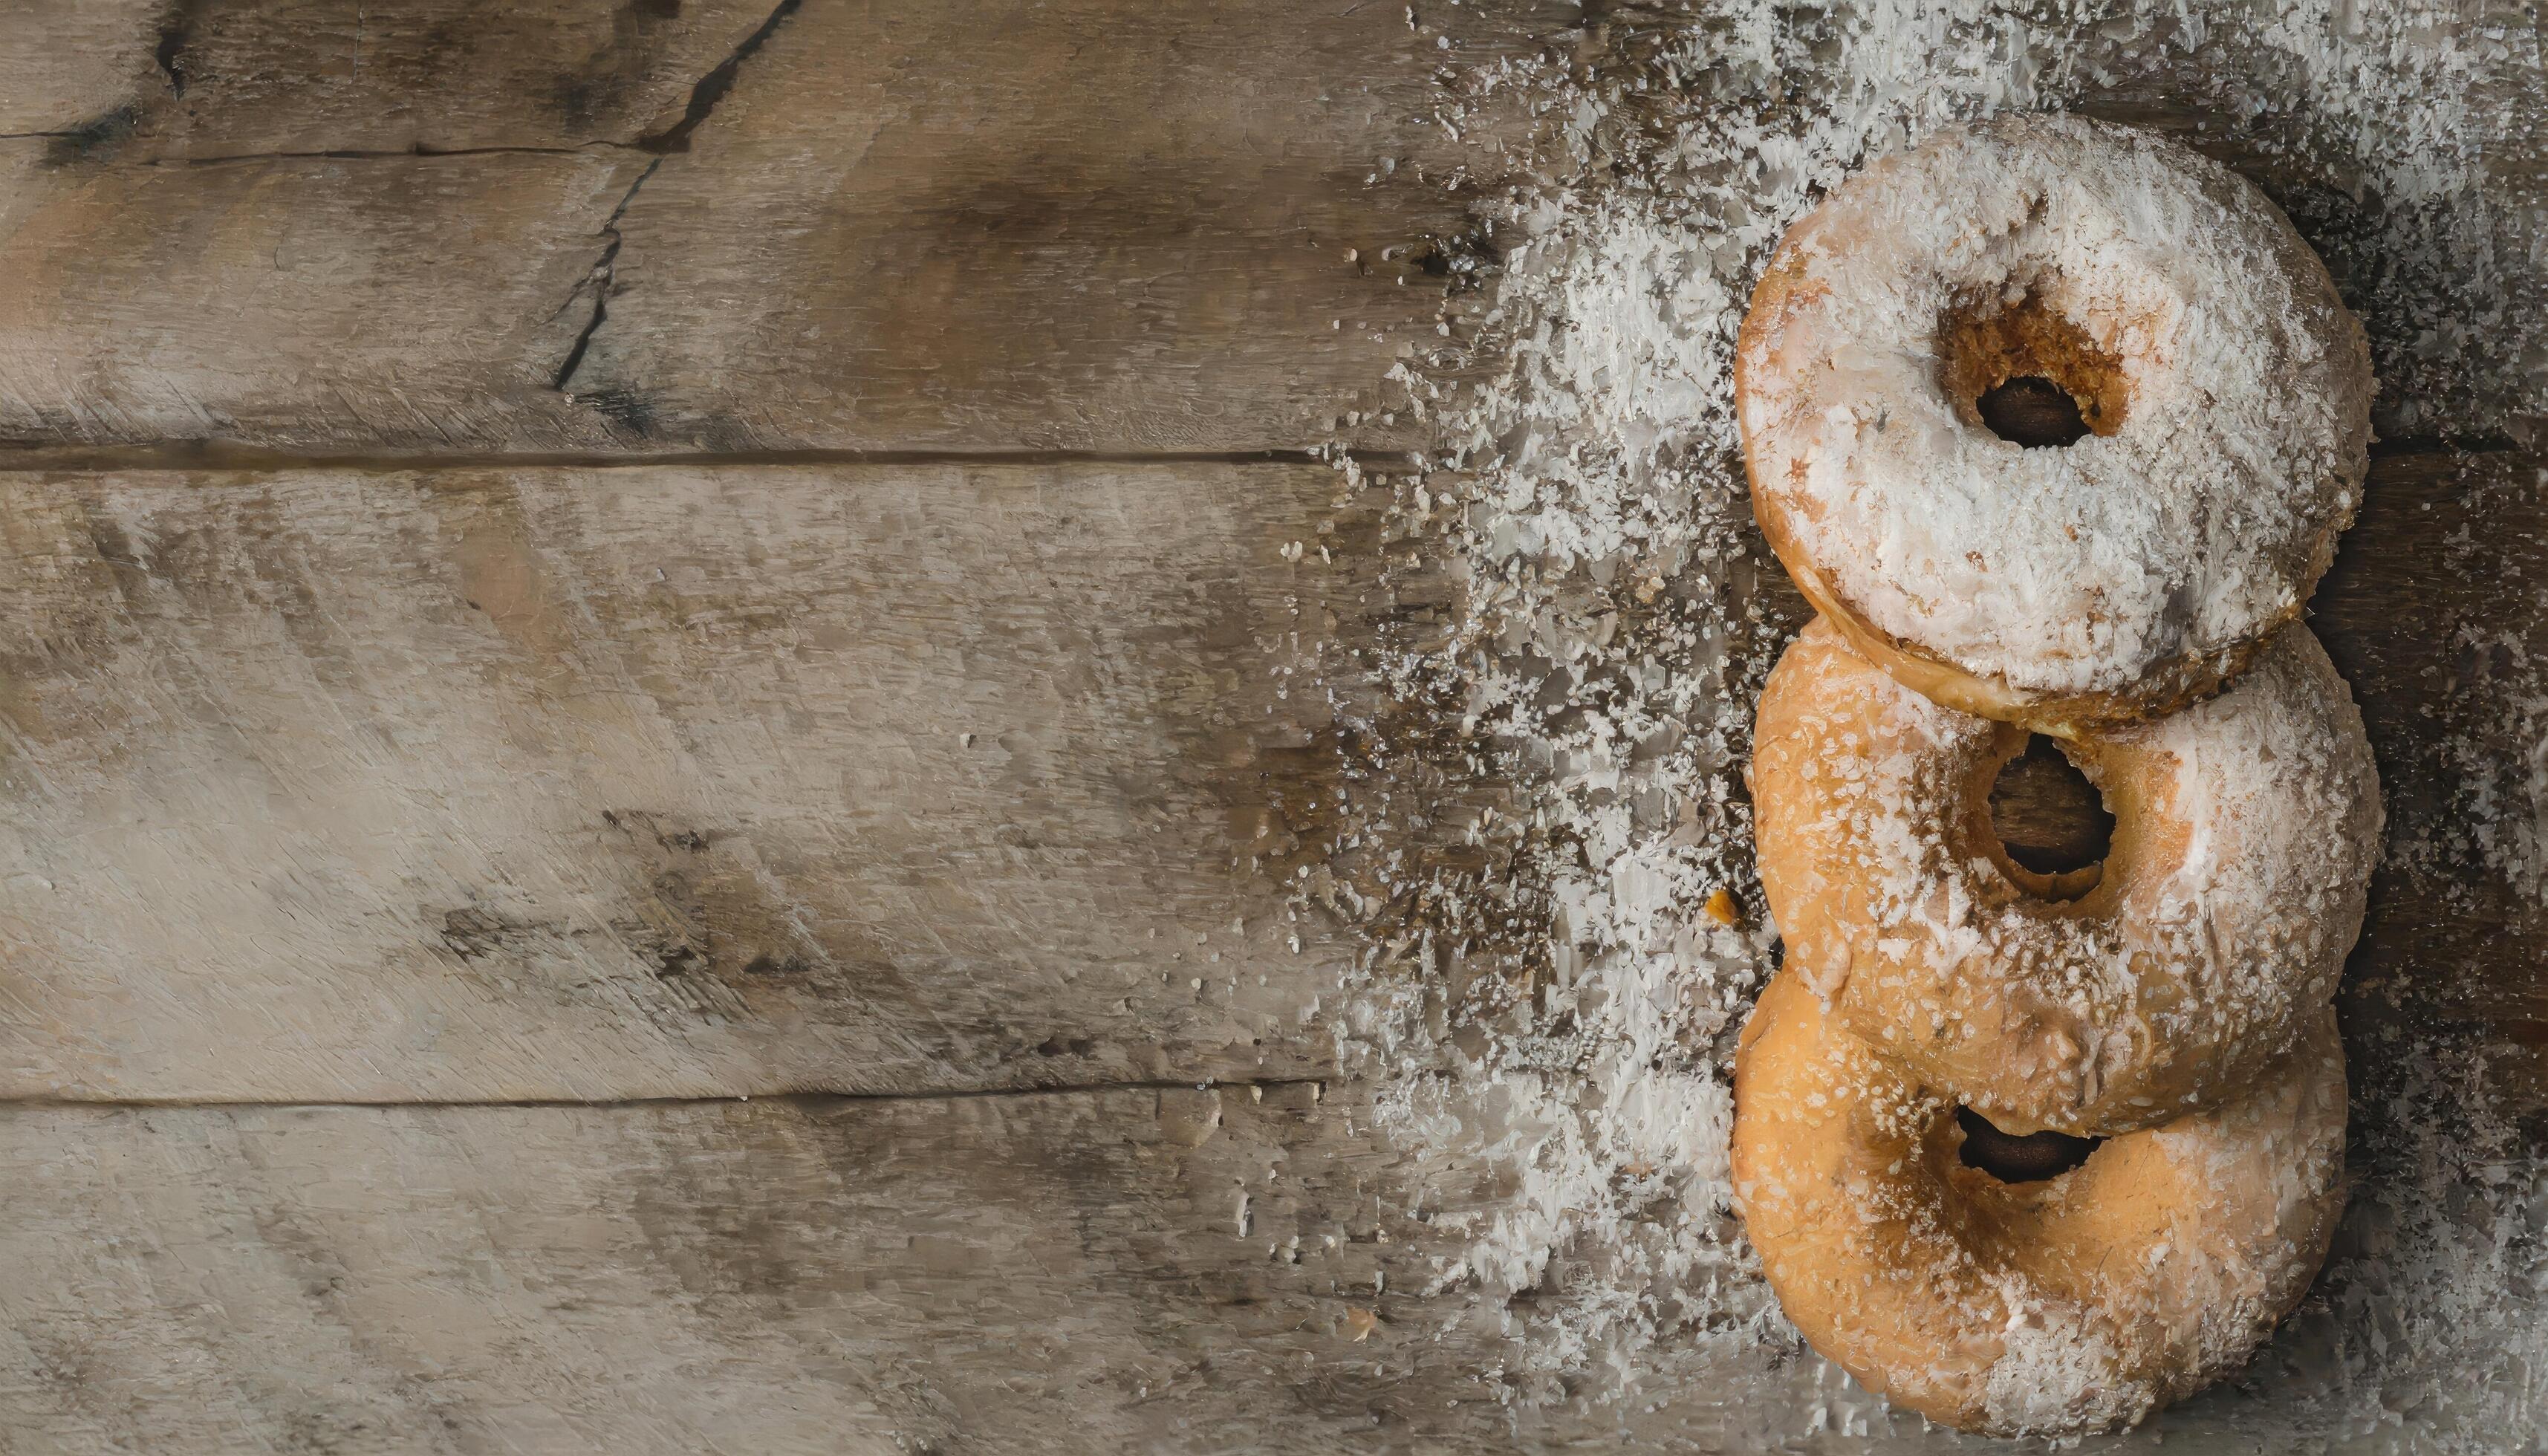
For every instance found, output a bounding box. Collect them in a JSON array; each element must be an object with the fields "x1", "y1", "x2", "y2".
[
  {"x1": 1730, "y1": 971, "x2": 2348, "y2": 1437},
  {"x1": 1750, "y1": 617, "x2": 2379, "y2": 1136},
  {"x1": 1735, "y1": 114, "x2": 2373, "y2": 732}
]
